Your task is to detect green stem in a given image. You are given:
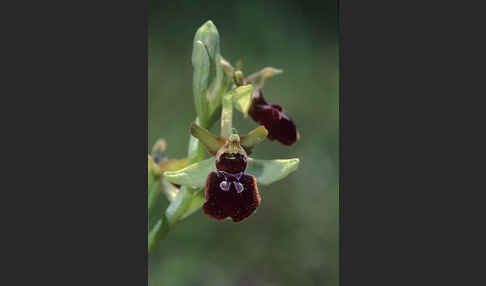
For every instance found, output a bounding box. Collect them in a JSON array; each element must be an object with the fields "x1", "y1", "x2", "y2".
[
  {"x1": 221, "y1": 92, "x2": 233, "y2": 138},
  {"x1": 149, "y1": 115, "x2": 218, "y2": 253},
  {"x1": 148, "y1": 214, "x2": 169, "y2": 253},
  {"x1": 149, "y1": 50, "x2": 233, "y2": 253}
]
